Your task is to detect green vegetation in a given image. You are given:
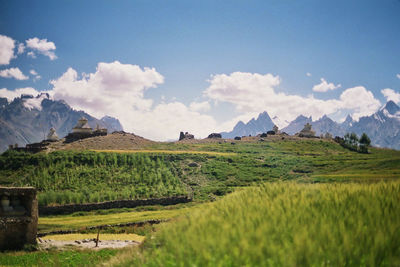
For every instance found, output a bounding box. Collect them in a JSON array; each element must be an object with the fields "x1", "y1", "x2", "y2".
[
  {"x1": 0, "y1": 150, "x2": 187, "y2": 206},
  {"x1": 1, "y1": 138, "x2": 400, "y2": 266},
  {"x1": 341, "y1": 132, "x2": 372, "y2": 153},
  {"x1": 121, "y1": 181, "x2": 400, "y2": 266},
  {"x1": 1, "y1": 138, "x2": 399, "y2": 206},
  {"x1": 0, "y1": 249, "x2": 117, "y2": 267}
]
